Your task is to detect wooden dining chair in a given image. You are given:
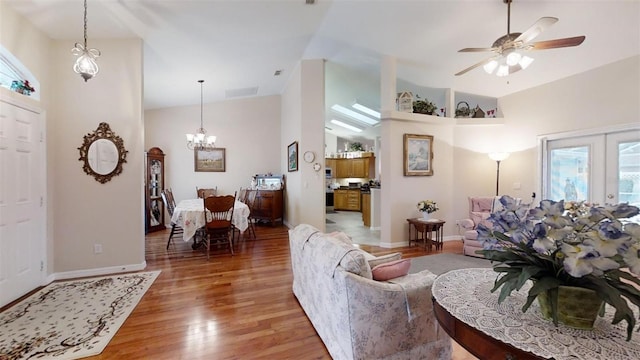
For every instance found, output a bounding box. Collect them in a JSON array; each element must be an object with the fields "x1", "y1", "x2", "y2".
[
  {"x1": 196, "y1": 186, "x2": 218, "y2": 198},
  {"x1": 243, "y1": 189, "x2": 258, "y2": 239},
  {"x1": 161, "y1": 190, "x2": 184, "y2": 249},
  {"x1": 202, "y1": 192, "x2": 236, "y2": 259}
]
